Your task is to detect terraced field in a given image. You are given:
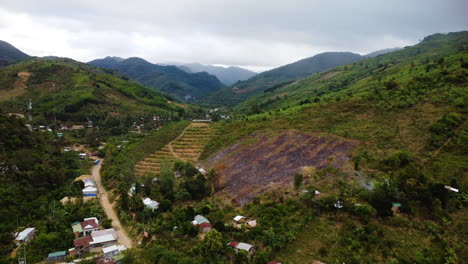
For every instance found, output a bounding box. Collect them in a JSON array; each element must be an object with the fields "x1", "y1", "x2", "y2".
[{"x1": 134, "y1": 122, "x2": 218, "y2": 177}]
